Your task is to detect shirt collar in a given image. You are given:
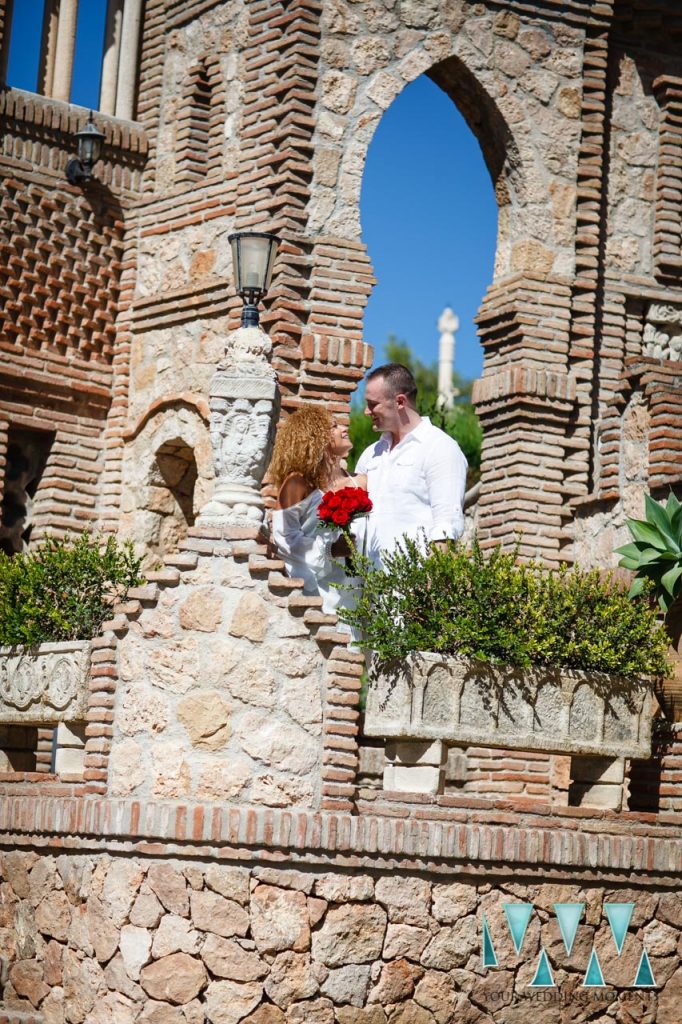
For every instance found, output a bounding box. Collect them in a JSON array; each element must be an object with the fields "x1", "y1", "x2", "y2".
[{"x1": 380, "y1": 416, "x2": 430, "y2": 450}]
